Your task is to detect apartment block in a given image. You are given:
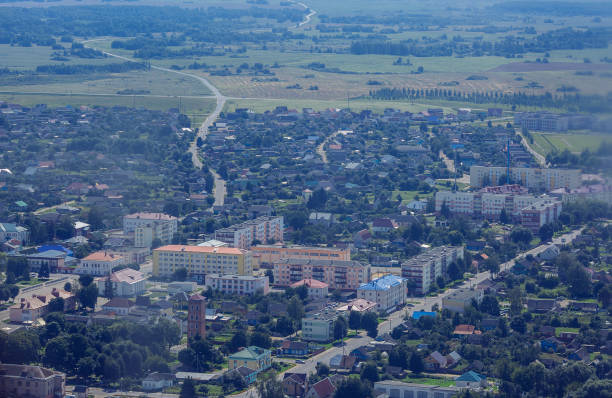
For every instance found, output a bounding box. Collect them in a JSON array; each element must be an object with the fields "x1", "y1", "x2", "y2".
[
  {"x1": 374, "y1": 380, "x2": 461, "y2": 398},
  {"x1": 273, "y1": 258, "x2": 370, "y2": 290},
  {"x1": 215, "y1": 216, "x2": 284, "y2": 250},
  {"x1": 520, "y1": 199, "x2": 563, "y2": 232},
  {"x1": 550, "y1": 184, "x2": 612, "y2": 204},
  {"x1": 435, "y1": 187, "x2": 544, "y2": 220},
  {"x1": 402, "y1": 246, "x2": 464, "y2": 295},
  {"x1": 251, "y1": 244, "x2": 350, "y2": 269},
  {"x1": 470, "y1": 166, "x2": 580, "y2": 192},
  {"x1": 357, "y1": 274, "x2": 408, "y2": 313},
  {"x1": 514, "y1": 112, "x2": 569, "y2": 132},
  {"x1": 205, "y1": 274, "x2": 269, "y2": 295},
  {"x1": 302, "y1": 310, "x2": 337, "y2": 342},
  {"x1": 123, "y1": 212, "x2": 178, "y2": 248},
  {"x1": 152, "y1": 245, "x2": 252, "y2": 280}
]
